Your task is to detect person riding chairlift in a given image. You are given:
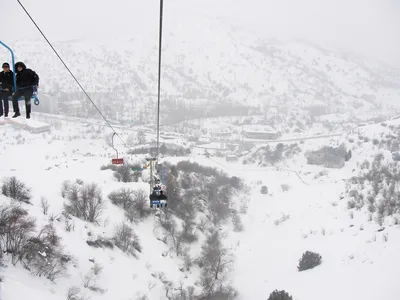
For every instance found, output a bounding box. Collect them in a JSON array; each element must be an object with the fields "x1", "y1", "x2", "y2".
[
  {"x1": 158, "y1": 190, "x2": 167, "y2": 200},
  {"x1": 149, "y1": 186, "x2": 160, "y2": 201}
]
